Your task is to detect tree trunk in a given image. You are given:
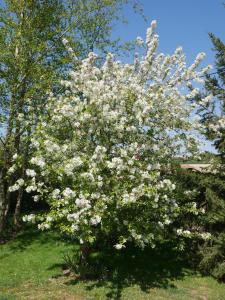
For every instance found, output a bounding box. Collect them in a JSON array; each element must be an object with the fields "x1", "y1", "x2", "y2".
[
  {"x1": 13, "y1": 130, "x2": 30, "y2": 229},
  {"x1": 14, "y1": 188, "x2": 23, "y2": 229},
  {"x1": 0, "y1": 169, "x2": 7, "y2": 235}
]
